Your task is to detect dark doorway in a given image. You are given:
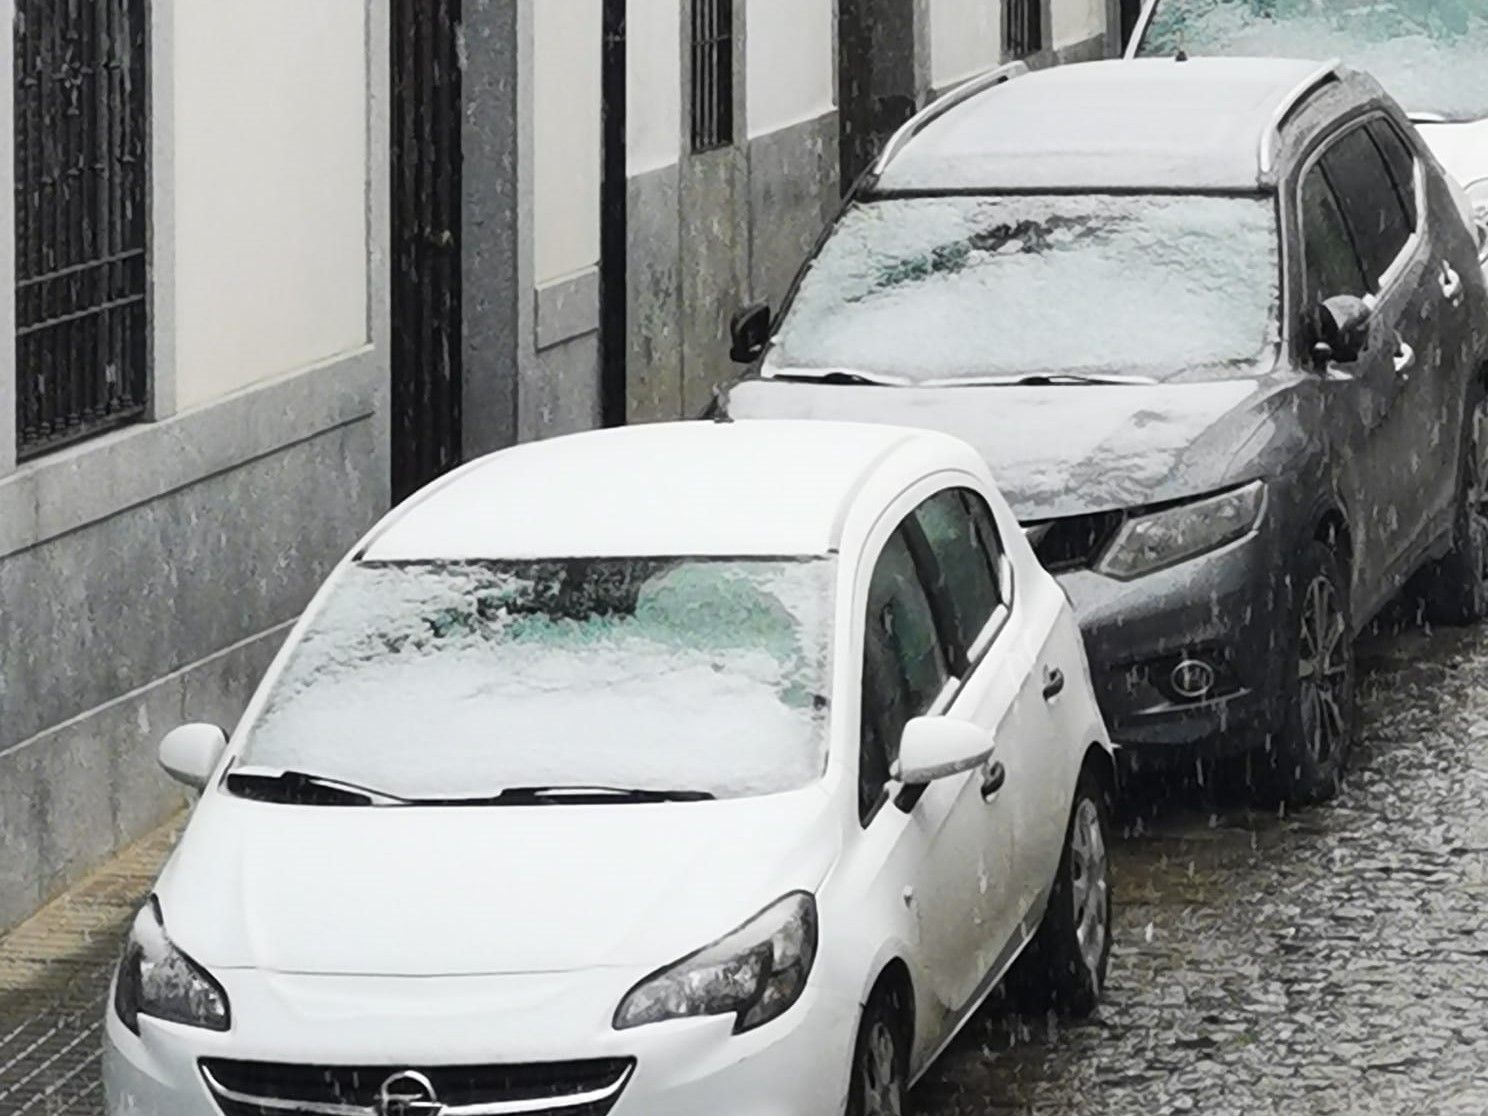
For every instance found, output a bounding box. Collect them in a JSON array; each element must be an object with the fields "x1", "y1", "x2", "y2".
[
  {"x1": 600, "y1": 0, "x2": 628, "y2": 428},
  {"x1": 390, "y1": 0, "x2": 463, "y2": 503},
  {"x1": 838, "y1": 0, "x2": 917, "y2": 194}
]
